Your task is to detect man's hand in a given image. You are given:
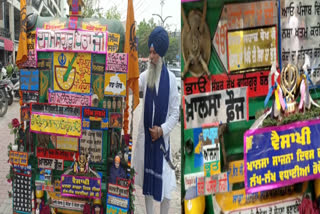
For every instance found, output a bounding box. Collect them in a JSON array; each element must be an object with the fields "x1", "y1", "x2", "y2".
[{"x1": 149, "y1": 126, "x2": 163, "y2": 142}]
